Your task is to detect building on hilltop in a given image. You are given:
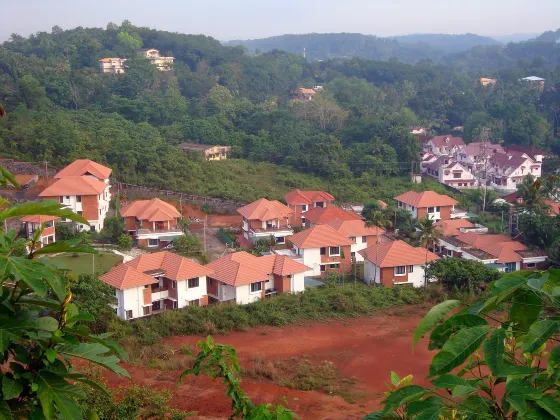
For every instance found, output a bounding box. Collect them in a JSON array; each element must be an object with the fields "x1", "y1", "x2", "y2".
[
  {"x1": 138, "y1": 48, "x2": 174, "y2": 71},
  {"x1": 178, "y1": 143, "x2": 231, "y2": 161},
  {"x1": 293, "y1": 87, "x2": 317, "y2": 101},
  {"x1": 99, "y1": 58, "x2": 127, "y2": 74},
  {"x1": 488, "y1": 151, "x2": 541, "y2": 193},
  {"x1": 120, "y1": 198, "x2": 183, "y2": 248},
  {"x1": 284, "y1": 189, "x2": 335, "y2": 227},
  {"x1": 394, "y1": 191, "x2": 459, "y2": 221},
  {"x1": 480, "y1": 77, "x2": 497, "y2": 86},
  {"x1": 423, "y1": 156, "x2": 478, "y2": 189},
  {"x1": 422, "y1": 135, "x2": 465, "y2": 157},
  {"x1": 100, "y1": 251, "x2": 213, "y2": 320}
]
